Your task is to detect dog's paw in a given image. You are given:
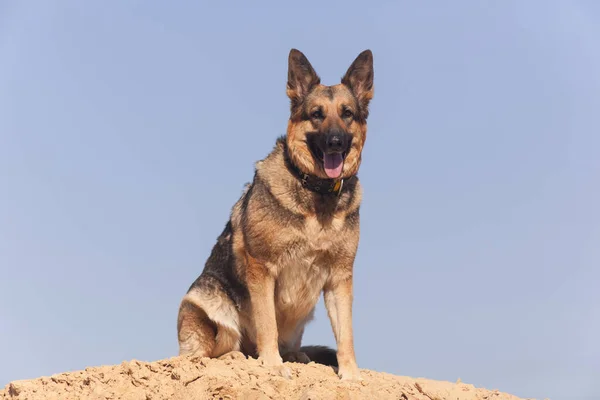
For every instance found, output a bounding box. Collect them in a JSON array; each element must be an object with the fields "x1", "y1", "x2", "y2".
[
  {"x1": 338, "y1": 366, "x2": 362, "y2": 382},
  {"x1": 274, "y1": 364, "x2": 292, "y2": 379},
  {"x1": 218, "y1": 351, "x2": 246, "y2": 361},
  {"x1": 258, "y1": 354, "x2": 292, "y2": 379},
  {"x1": 281, "y1": 351, "x2": 311, "y2": 364}
]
